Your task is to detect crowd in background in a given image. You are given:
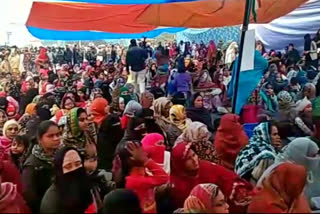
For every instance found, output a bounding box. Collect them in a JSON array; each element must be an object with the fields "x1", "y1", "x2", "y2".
[{"x1": 0, "y1": 29, "x2": 320, "y2": 214}]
